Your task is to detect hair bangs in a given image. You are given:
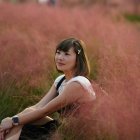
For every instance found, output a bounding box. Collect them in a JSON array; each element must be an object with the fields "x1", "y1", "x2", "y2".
[{"x1": 56, "y1": 40, "x2": 73, "y2": 52}]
